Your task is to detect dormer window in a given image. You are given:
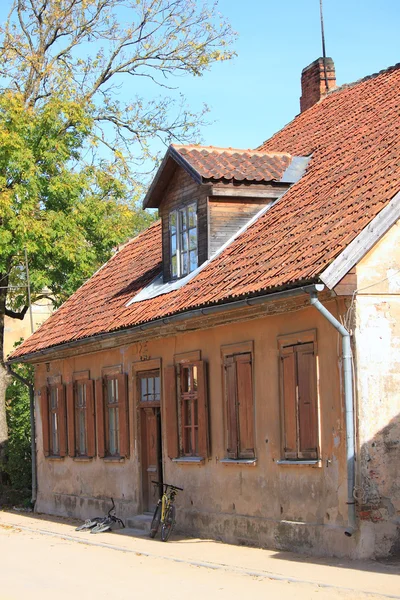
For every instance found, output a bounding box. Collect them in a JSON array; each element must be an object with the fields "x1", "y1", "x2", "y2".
[{"x1": 170, "y1": 203, "x2": 198, "y2": 279}]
